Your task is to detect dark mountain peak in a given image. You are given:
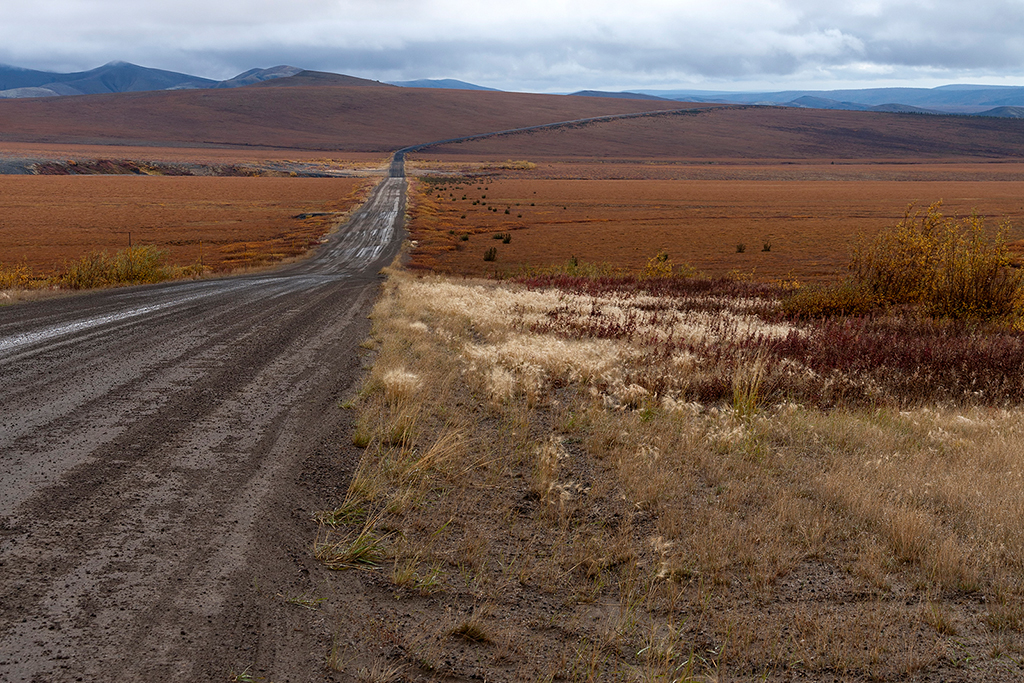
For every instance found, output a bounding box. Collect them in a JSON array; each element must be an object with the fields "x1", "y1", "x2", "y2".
[
  {"x1": 68, "y1": 62, "x2": 216, "y2": 94},
  {"x1": 0, "y1": 61, "x2": 391, "y2": 98}
]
